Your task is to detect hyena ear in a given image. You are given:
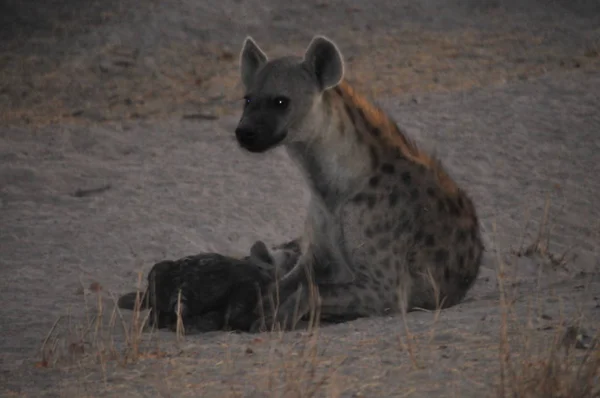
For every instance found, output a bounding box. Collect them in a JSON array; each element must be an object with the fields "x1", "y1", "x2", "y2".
[
  {"x1": 239, "y1": 36, "x2": 268, "y2": 89},
  {"x1": 303, "y1": 35, "x2": 344, "y2": 91}
]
